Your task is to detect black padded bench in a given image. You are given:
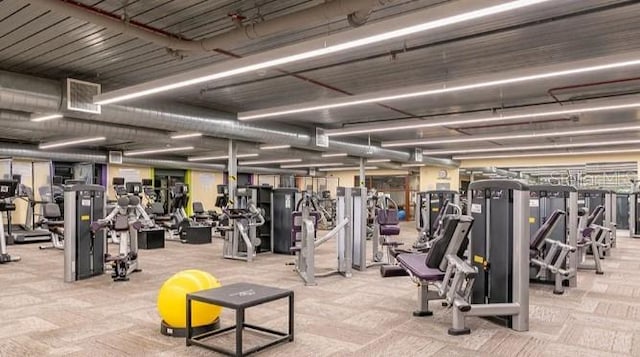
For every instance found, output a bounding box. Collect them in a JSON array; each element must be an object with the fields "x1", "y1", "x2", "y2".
[{"x1": 186, "y1": 283, "x2": 294, "y2": 357}]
